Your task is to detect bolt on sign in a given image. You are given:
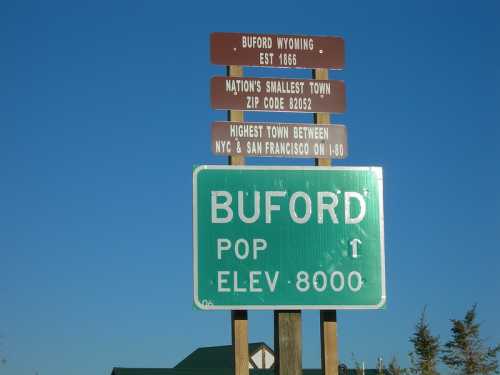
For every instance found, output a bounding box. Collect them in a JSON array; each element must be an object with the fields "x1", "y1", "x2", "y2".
[
  {"x1": 211, "y1": 32, "x2": 344, "y2": 69},
  {"x1": 211, "y1": 77, "x2": 345, "y2": 113},
  {"x1": 193, "y1": 166, "x2": 386, "y2": 310},
  {"x1": 211, "y1": 121, "x2": 348, "y2": 159}
]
